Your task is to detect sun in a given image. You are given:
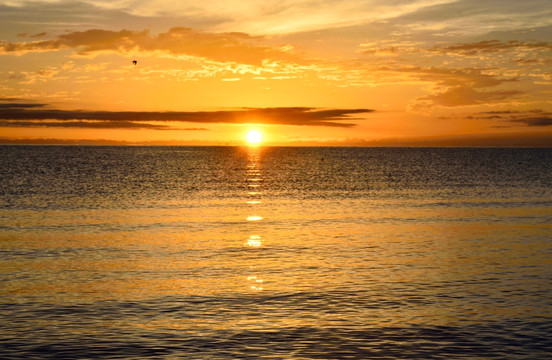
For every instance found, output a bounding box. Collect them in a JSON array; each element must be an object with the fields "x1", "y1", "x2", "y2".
[{"x1": 246, "y1": 129, "x2": 263, "y2": 145}]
